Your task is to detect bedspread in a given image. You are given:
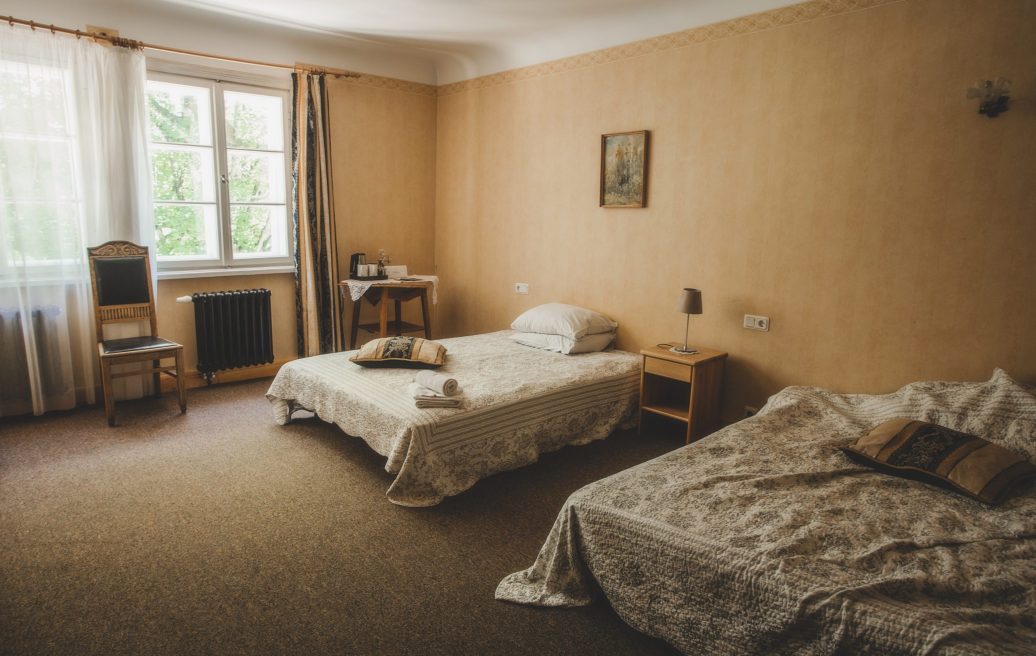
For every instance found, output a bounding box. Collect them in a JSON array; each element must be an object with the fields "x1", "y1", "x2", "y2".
[
  {"x1": 266, "y1": 331, "x2": 641, "y2": 506},
  {"x1": 496, "y1": 369, "x2": 1036, "y2": 655}
]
